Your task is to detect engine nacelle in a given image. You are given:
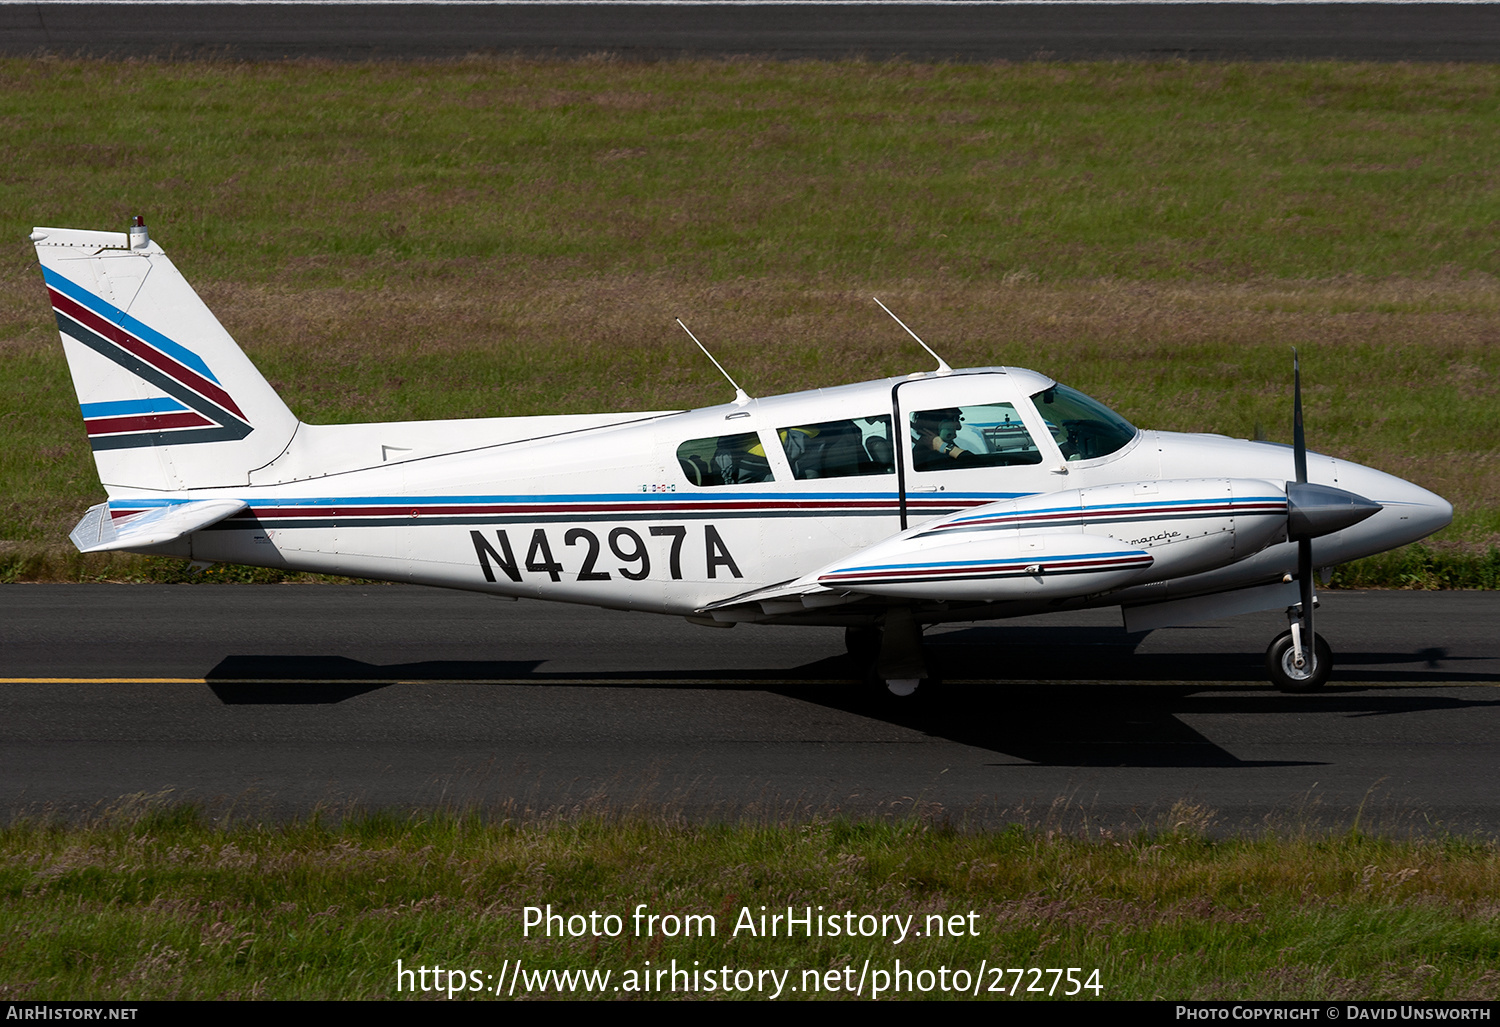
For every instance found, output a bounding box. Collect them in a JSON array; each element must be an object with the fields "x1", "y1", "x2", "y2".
[{"x1": 816, "y1": 478, "x2": 1289, "y2": 601}]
